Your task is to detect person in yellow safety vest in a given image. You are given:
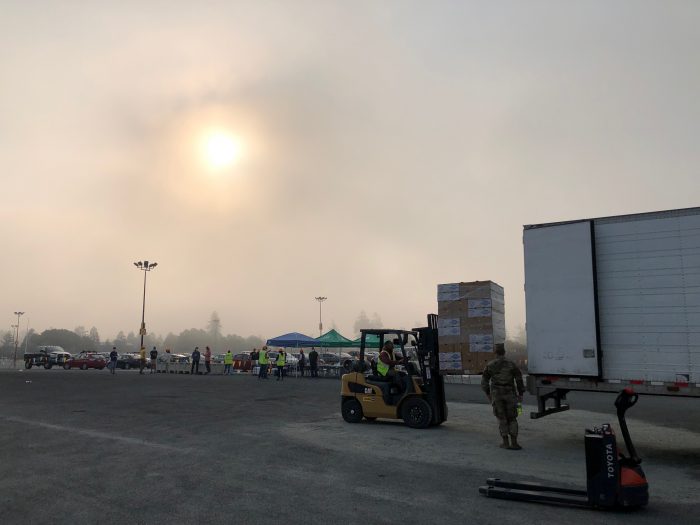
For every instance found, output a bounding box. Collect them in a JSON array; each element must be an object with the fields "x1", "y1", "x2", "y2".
[
  {"x1": 276, "y1": 349, "x2": 286, "y2": 381},
  {"x1": 377, "y1": 341, "x2": 407, "y2": 392},
  {"x1": 224, "y1": 350, "x2": 234, "y2": 375},
  {"x1": 258, "y1": 346, "x2": 269, "y2": 380}
]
